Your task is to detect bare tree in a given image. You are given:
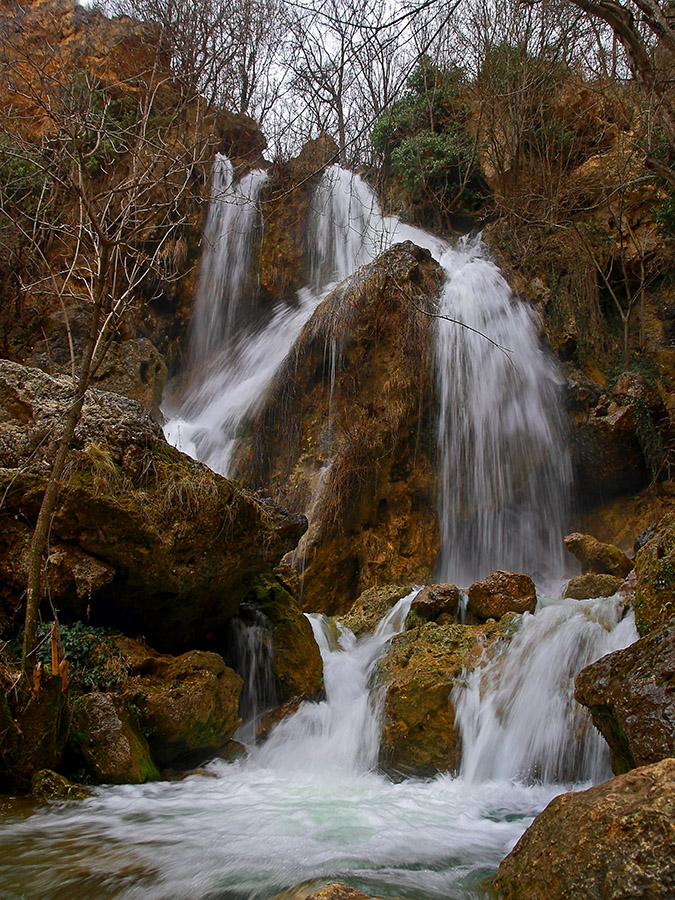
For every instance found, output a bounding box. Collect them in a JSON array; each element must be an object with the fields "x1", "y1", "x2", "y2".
[{"x1": 0, "y1": 1, "x2": 212, "y2": 675}]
